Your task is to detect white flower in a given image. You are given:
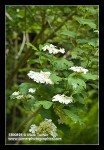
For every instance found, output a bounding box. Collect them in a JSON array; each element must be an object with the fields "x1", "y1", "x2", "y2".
[
  {"x1": 12, "y1": 91, "x2": 24, "y2": 100},
  {"x1": 26, "y1": 94, "x2": 34, "y2": 99},
  {"x1": 27, "y1": 70, "x2": 53, "y2": 84},
  {"x1": 42, "y1": 44, "x2": 65, "y2": 54},
  {"x1": 28, "y1": 88, "x2": 36, "y2": 93},
  {"x1": 16, "y1": 95, "x2": 24, "y2": 99},
  {"x1": 50, "y1": 130, "x2": 58, "y2": 138},
  {"x1": 45, "y1": 118, "x2": 52, "y2": 122},
  {"x1": 52, "y1": 94, "x2": 73, "y2": 104},
  {"x1": 29, "y1": 128, "x2": 35, "y2": 133},
  {"x1": 12, "y1": 91, "x2": 20, "y2": 96},
  {"x1": 36, "y1": 118, "x2": 58, "y2": 138},
  {"x1": 29, "y1": 124, "x2": 37, "y2": 134},
  {"x1": 16, "y1": 9, "x2": 20, "y2": 12},
  {"x1": 58, "y1": 118, "x2": 64, "y2": 124},
  {"x1": 50, "y1": 122, "x2": 57, "y2": 138},
  {"x1": 59, "y1": 48, "x2": 65, "y2": 54},
  {"x1": 70, "y1": 66, "x2": 88, "y2": 74}
]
